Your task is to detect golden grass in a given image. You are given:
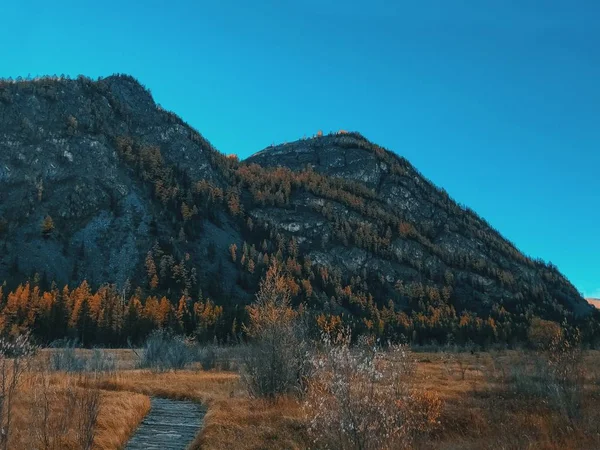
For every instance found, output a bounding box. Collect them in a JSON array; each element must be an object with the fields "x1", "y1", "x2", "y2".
[
  {"x1": 94, "y1": 390, "x2": 150, "y2": 450},
  {"x1": 7, "y1": 349, "x2": 600, "y2": 449},
  {"x1": 412, "y1": 350, "x2": 600, "y2": 450},
  {"x1": 6, "y1": 370, "x2": 150, "y2": 450},
  {"x1": 92, "y1": 369, "x2": 309, "y2": 449}
]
